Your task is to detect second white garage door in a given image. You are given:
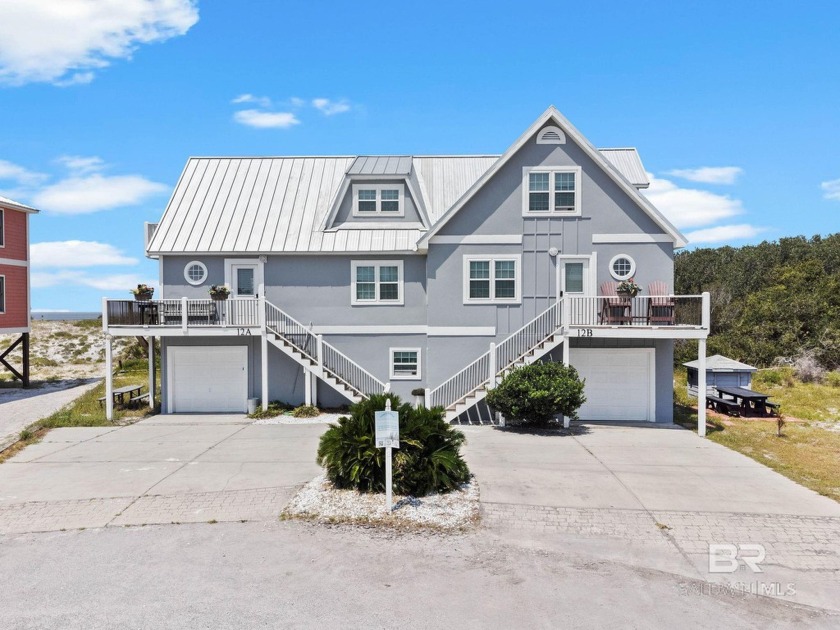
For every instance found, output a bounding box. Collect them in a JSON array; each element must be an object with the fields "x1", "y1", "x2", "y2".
[
  {"x1": 167, "y1": 346, "x2": 248, "y2": 413},
  {"x1": 570, "y1": 348, "x2": 655, "y2": 422}
]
